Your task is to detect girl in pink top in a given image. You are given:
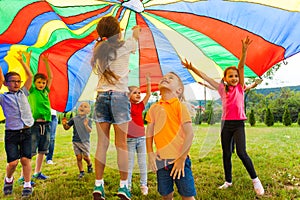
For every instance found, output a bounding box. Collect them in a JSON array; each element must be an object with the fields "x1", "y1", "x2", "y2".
[{"x1": 181, "y1": 36, "x2": 264, "y2": 196}]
